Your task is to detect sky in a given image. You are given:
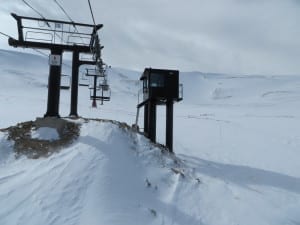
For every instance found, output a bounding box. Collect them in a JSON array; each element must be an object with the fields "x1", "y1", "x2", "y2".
[{"x1": 0, "y1": 0, "x2": 299, "y2": 75}]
